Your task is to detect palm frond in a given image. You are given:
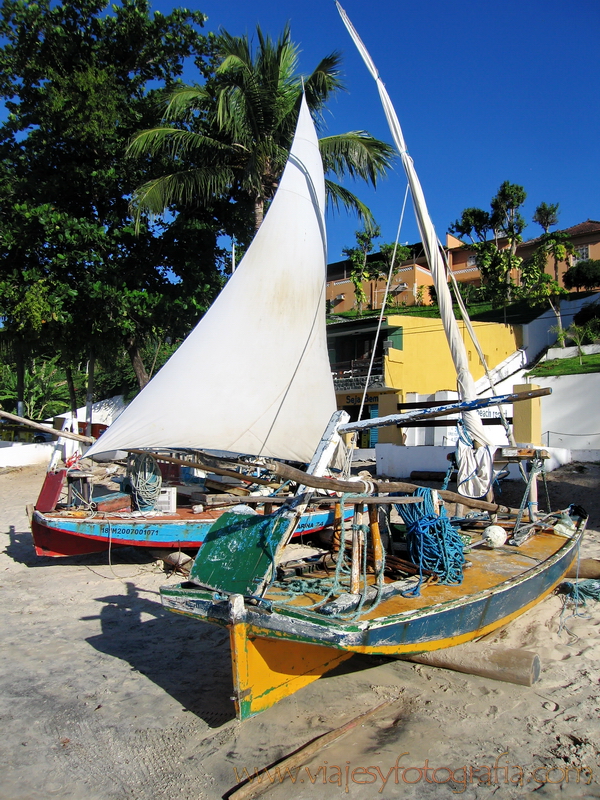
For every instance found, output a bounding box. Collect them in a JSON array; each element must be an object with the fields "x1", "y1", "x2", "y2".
[
  {"x1": 304, "y1": 52, "x2": 345, "y2": 119},
  {"x1": 130, "y1": 167, "x2": 236, "y2": 221},
  {"x1": 325, "y1": 179, "x2": 377, "y2": 228},
  {"x1": 319, "y1": 132, "x2": 395, "y2": 186},
  {"x1": 127, "y1": 128, "x2": 238, "y2": 160},
  {"x1": 162, "y1": 85, "x2": 210, "y2": 121}
]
